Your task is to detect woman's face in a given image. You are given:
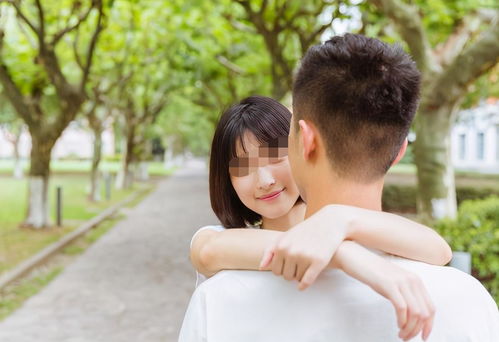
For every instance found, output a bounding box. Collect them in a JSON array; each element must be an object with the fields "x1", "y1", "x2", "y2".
[{"x1": 229, "y1": 131, "x2": 300, "y2": 220}]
